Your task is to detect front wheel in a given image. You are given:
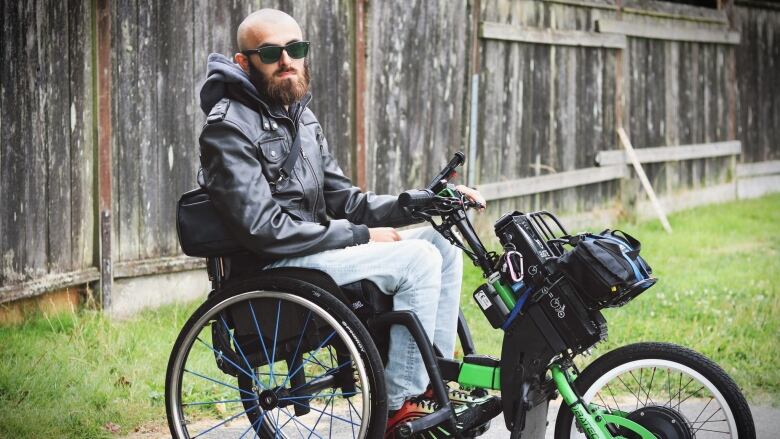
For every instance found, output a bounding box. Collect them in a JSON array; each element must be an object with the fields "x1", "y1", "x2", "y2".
[{"x1": 554, "y1": 342, "x2": 755, "y2": 439}]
